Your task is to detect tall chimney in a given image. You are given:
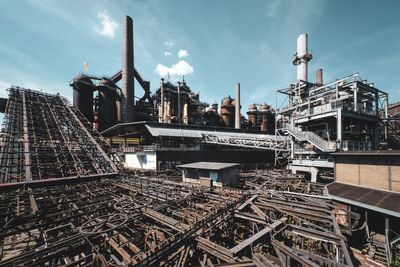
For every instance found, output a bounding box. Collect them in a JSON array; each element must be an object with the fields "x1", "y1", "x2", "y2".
[
  {"x1": 295, "y1": 33, "x2": 312, "y2": 83},
  {"x1": 316, "y1": 68, "x2": 323, "y2": 87},
  {"x1": 235, "y1": 83, "x2": 241, "y2": 129},
  {"x1": 122, "y1": 16, "x2": 134, "y2": 122}
]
